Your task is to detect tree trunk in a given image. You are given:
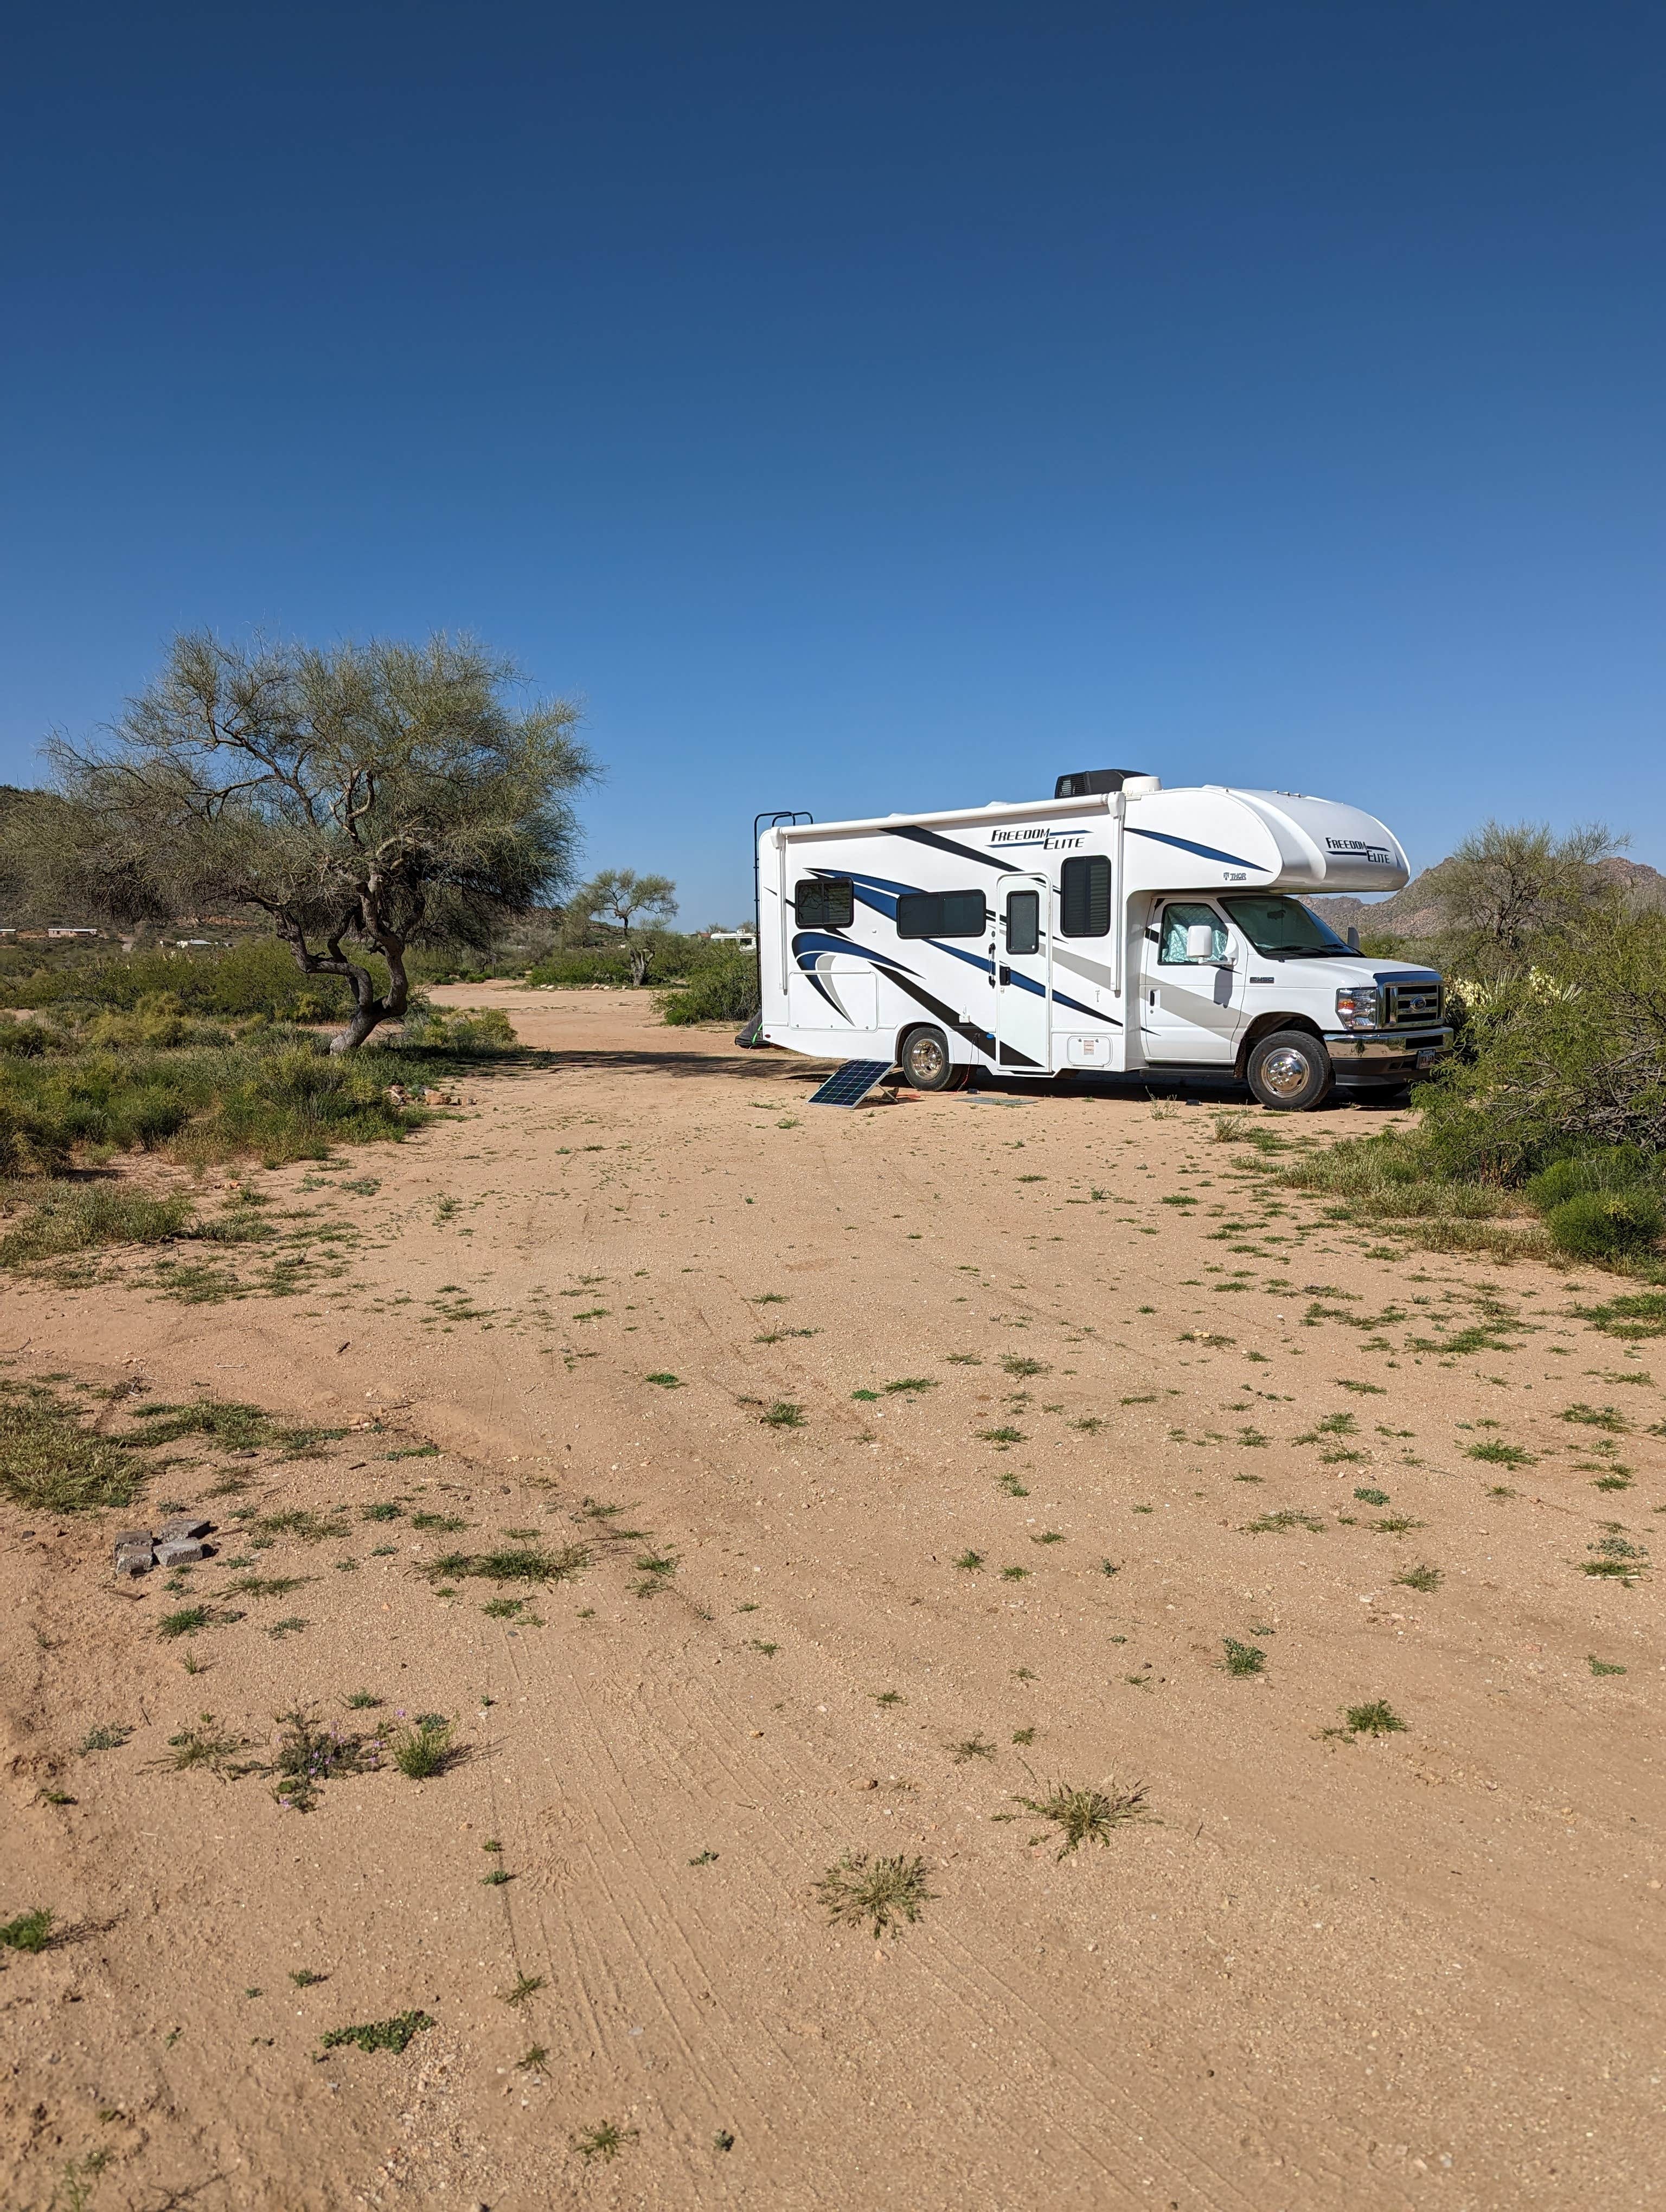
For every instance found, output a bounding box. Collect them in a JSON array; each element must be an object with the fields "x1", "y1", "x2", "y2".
[
  {"x1": 330, "y1": 978, "x2": 386, "y2": 1053},
  {"x1": 277, "y1": 919, "x2": 409, "y2": 1053},
  {"x1": 629, "y1": 942, "x2": 650, "y2": 987},
  {"x1": 328, "y1": 935, "x2": 411, "y2": 1053}
]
